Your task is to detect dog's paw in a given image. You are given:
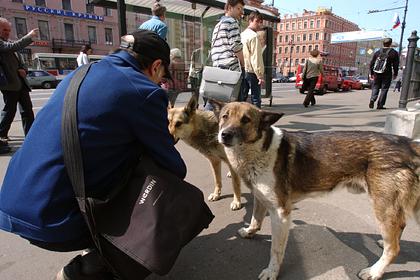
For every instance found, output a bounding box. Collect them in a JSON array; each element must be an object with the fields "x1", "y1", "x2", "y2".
[
  {"x1": 376, "y1": 239, "x2": 384, "y2": 248},
  {"x1": 357, "y1": 267, "x2": 382, "y2": 280},
  {"x1": 258, "y1": 267, "x2": 279, "y2": 280},
  {"x1": 208, "y1": 193, "x2": 221, "y2": 202},
  {"x1": 238, "y1": 227, "x2": 256, "y2": 239},
  {"x1": 230, "y1": 200, "x2": 242, "y2": 211},
  {"x1": 226, "y1": 171, "x2": 232, "y2": 178}
]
